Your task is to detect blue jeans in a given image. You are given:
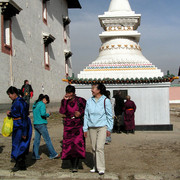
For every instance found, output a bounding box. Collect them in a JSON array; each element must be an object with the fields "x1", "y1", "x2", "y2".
[{"x1": 33, "y1": 124, "x2": 58, "y2": 159}]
